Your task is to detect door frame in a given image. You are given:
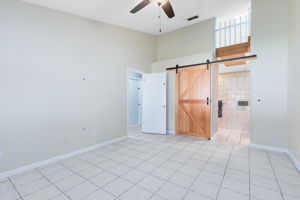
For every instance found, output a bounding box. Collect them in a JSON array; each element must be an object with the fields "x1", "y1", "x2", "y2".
[{"x1": 127, "y1": 68, "x2": 144, "y2": 135}]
